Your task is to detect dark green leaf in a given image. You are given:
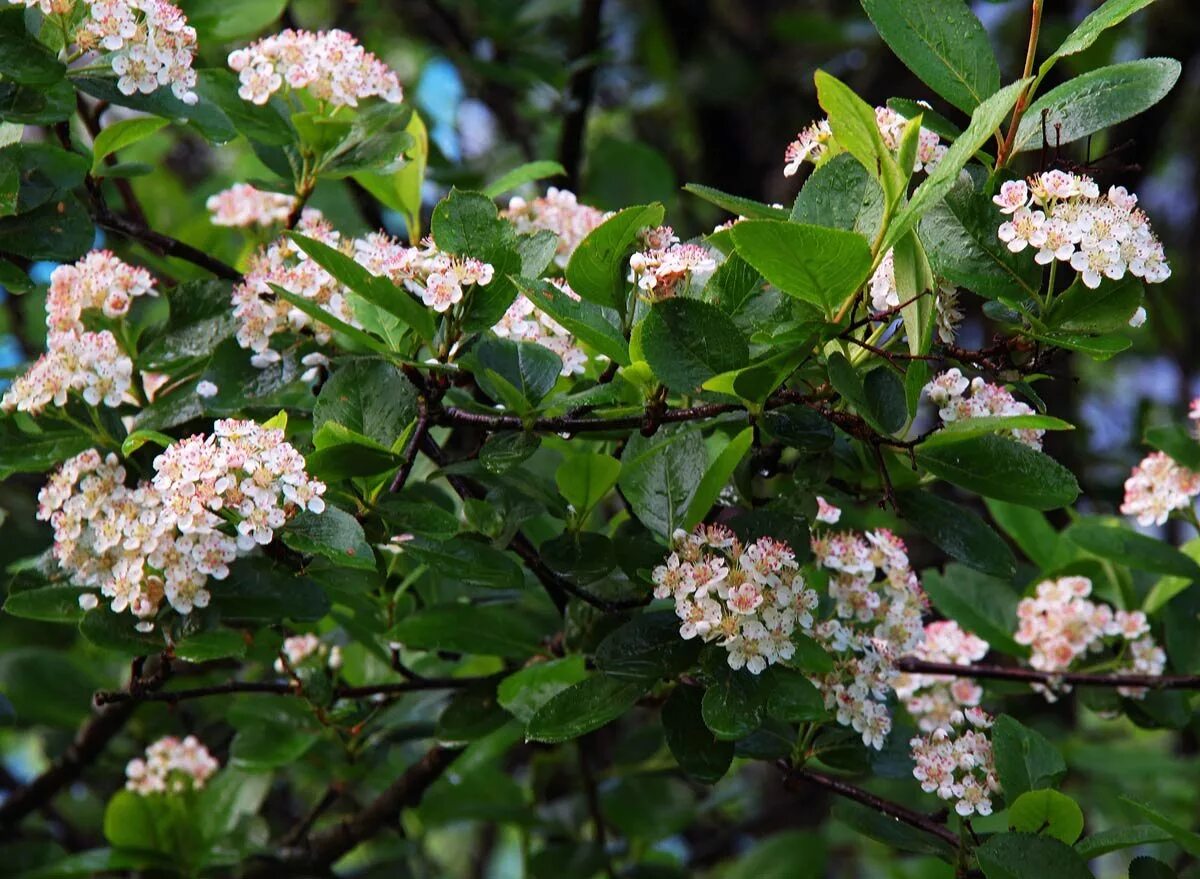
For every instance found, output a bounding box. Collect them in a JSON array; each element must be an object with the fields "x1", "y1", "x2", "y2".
[
  {"x1": 640, "y1": 298, "x2": 749, "y2": 393},
  {"x1": 480, "y1": 431, "x2": 540, "y2": 475},
  {"x1": 898, "y1": 490, "x2": 1015, "y2": 578},
  {"x1": 497, "y1": 656, "x2": 588, "y2": 722},
  {"x1": 209, "y1": 558, "x2": 330, "y2": 622},
  {"x1": 1074, "y1": 825, "x2": 1173, "y2": 859},
  {"x1": 389, "y1": 602, "x2": 549, "y2": 658},
  {"x1": 976, "y1": 833, "x2": 1094, "y2": 879},
  {"x1": 992, "y1": 714, "x2": 1067, "y2": 799},
  {"x1": 702, "y1": 659, "x2": 767, "y2": 740},
  {"x1": 761, "y1": 405, "x2": 835, "y2": 452},
  {"x1": 1145, "y1": 423, "x2": 1200, "y2": 472},
  {"x1": 282, "y1": 506, "x2": 376, "y2": 571},
  {"x1": 0, "y1": 421, "x2": 93, "y2": 479},
  {"x1": 1068, "y1": 520, "x2": 1200, "y2": 580},
  {"x1": 519, "y1": 277, "x2": 630, "y2": 365},
  {"x1": 313, "y1": 359, "x2": 417, "y2": 449},
  {"x1": 859, "y1": 0, "x2": 1000, "y2": 114},
  {"x1": 0, "y1": 193, "x2": 93, "y2": 261},
  {"x1": 764, "y1": 666, "x2": 827, "y2": 722},
  {"x1": 921, "y1": 564, "x2": 1025, "y2": 656},
  {"x1": 595, "y1": 612, "x2": 702, "y2": 681},
  {"x1": 1046, "y1": 275, "x2": 1143, "y2": 333},
  {"x1": 78, "y1": 609, "x2": 162, "y2": 656},
  {"x1": 402, "y1": 535, "x2": 523, "y2": 590},
  {"x1": 0, "y1": 11, "x2": 64, "y2": 85},
  {"x1": 3, "y1": 584, "x2": 86, "y2": 623},
  {"x1": 437, "y1": 679, "x2": 510, "y2": 742},
  {"x1": 618, "y1": 424, "x2": 707, "y2": 537},
  {"x1": 556, "y1": 451, "x2": 621, "y2": 518},
  {"x1": 916, "y1": 434, "x2": 1079, "y2": 510},
  {"x1": 683, "y1": 183, "x2": 789, "y2": 220},
  {"x1": 567, "y1": 203, "x2": 665, "y2": 311},
  {"x1": 661, "y1": 685, "x2": 734, "y2": 783},
  {"x1": 74, "y1": 75, "x2": 236, "y2": 143},
  {"x1": 469, "y1": 337, "x2": 561, "y2": 409},
  {"x1": 526, "y1": 674, "x2": 651, "y2": 743}
]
